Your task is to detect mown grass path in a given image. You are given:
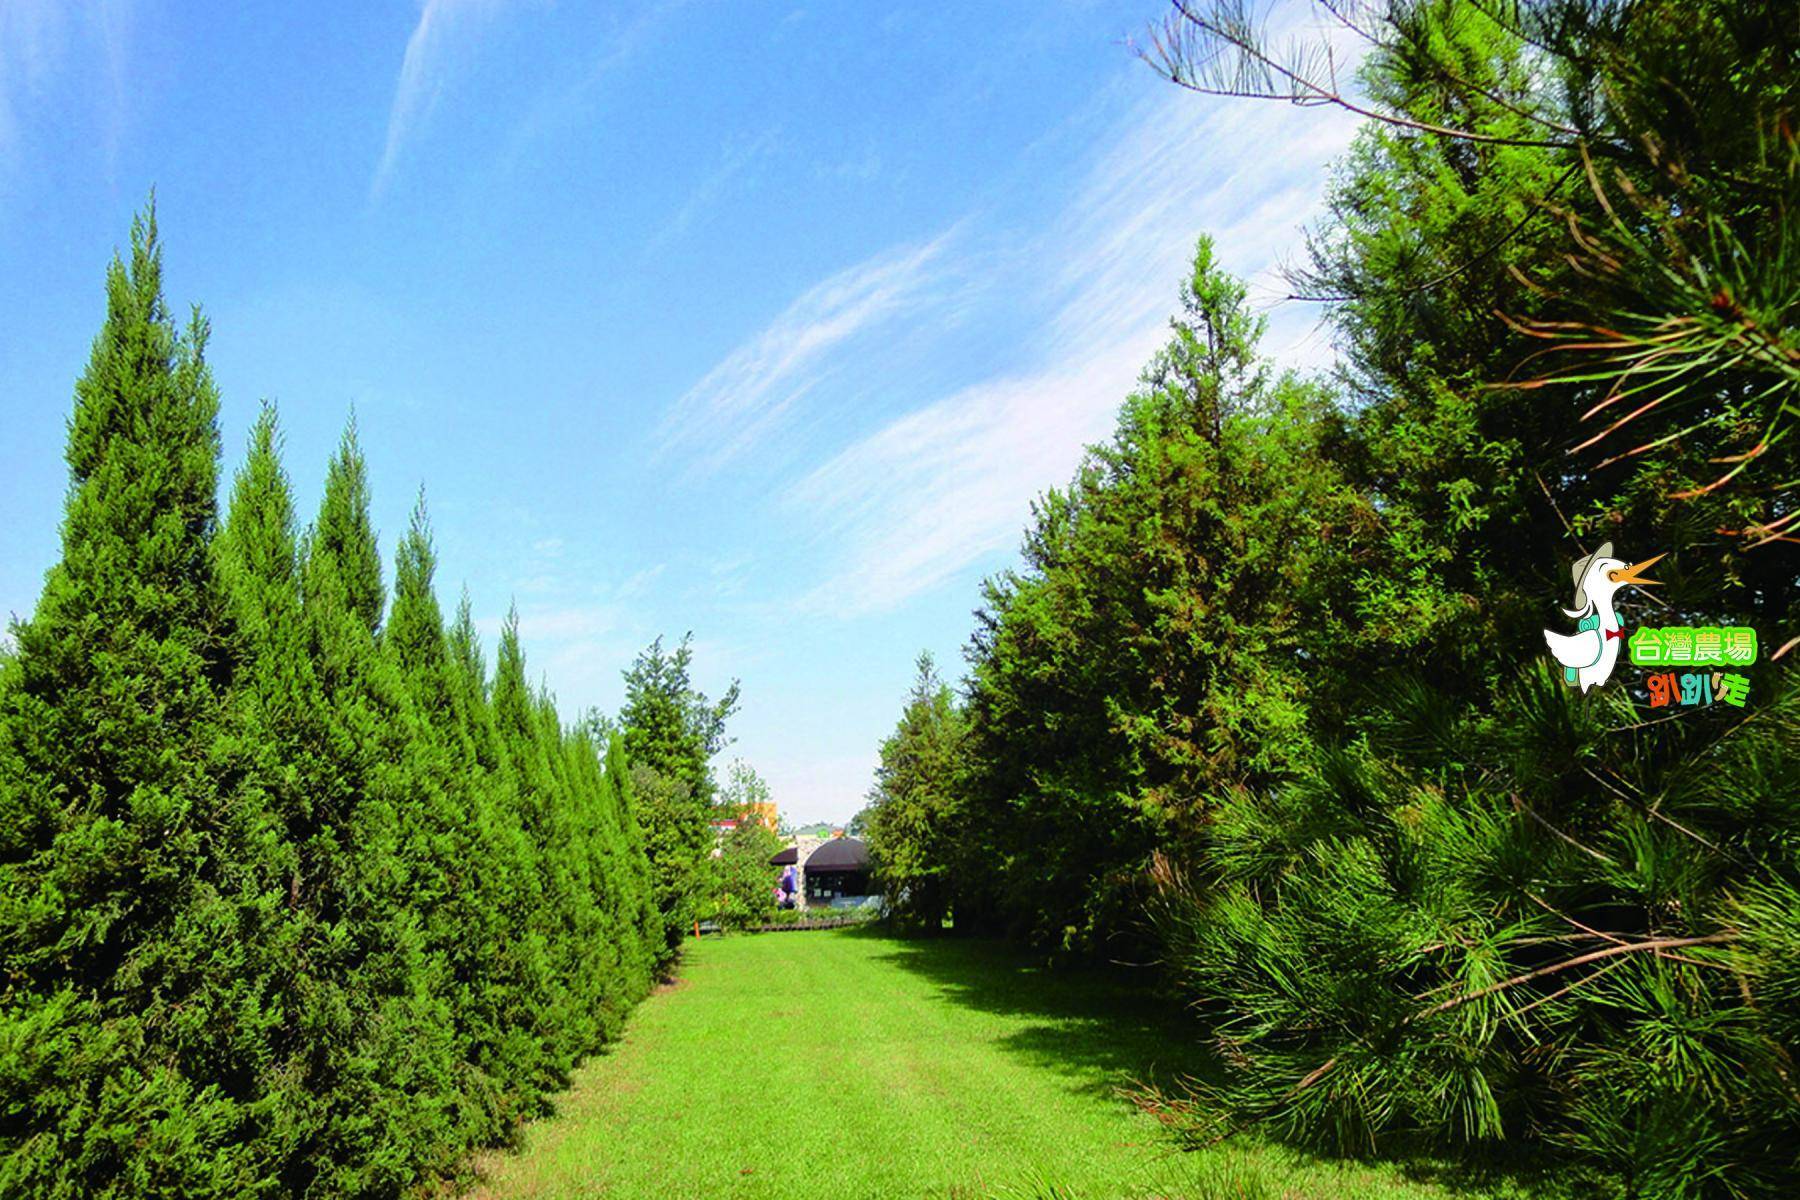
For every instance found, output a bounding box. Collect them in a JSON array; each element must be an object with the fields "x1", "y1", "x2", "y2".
[{"x1": 467, "y1": 929, "x2": 1523, "y2": 1199}]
